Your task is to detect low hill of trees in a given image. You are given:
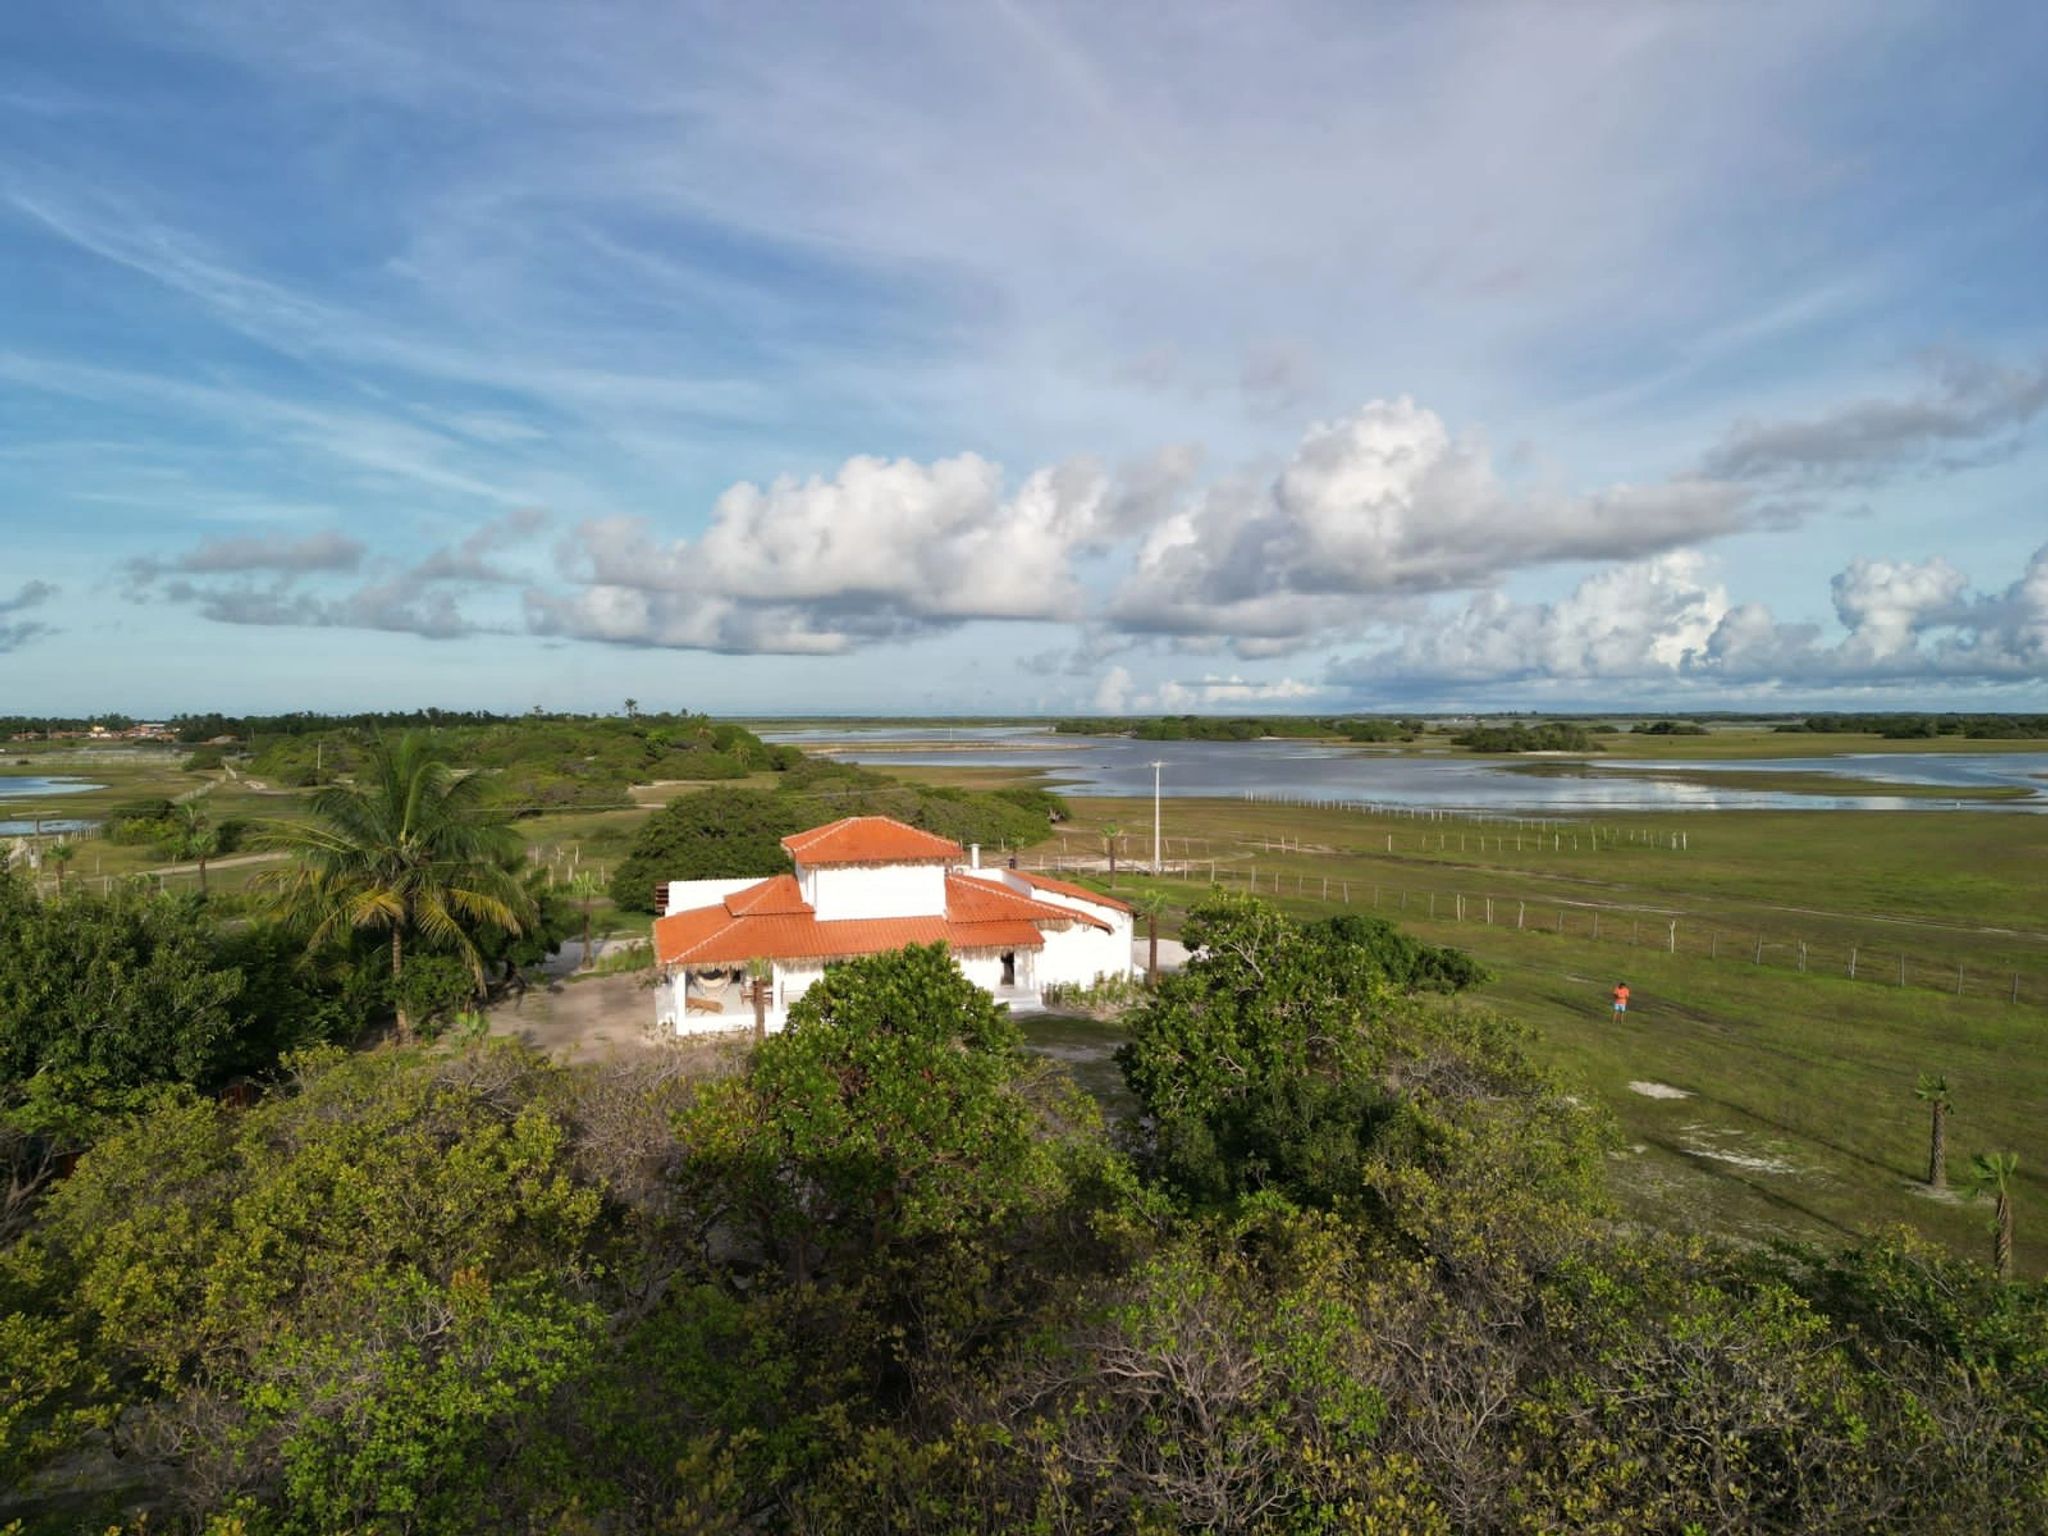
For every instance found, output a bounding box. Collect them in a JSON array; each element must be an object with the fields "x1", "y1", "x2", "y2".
[{"x1": 4, "y1": 894, "x2": 2042, "y2": 1531}]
